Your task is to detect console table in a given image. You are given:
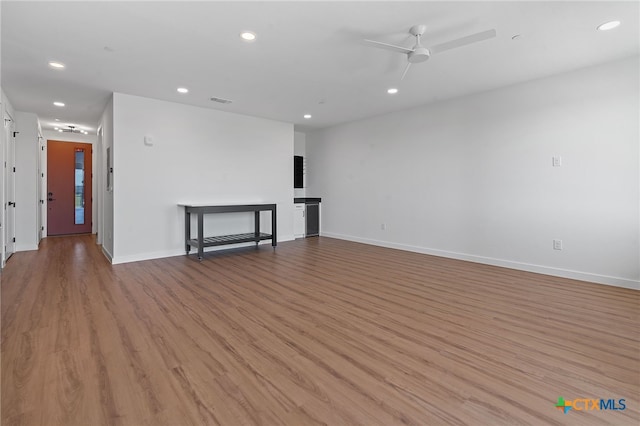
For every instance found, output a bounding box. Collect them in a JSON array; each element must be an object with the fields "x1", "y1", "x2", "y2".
[{"x1": 179, "y1": 203, "x2": 277, "y2": 260}]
